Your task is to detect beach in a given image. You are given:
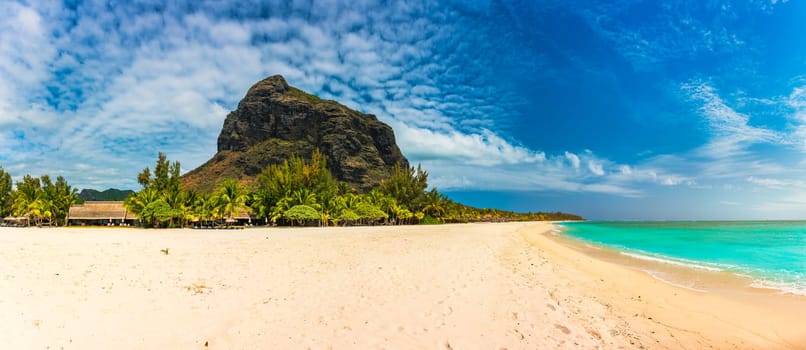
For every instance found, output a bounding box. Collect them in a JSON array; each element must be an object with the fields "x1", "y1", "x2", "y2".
[{"x1": 1, "y1": 222, "x2": 805, "y2": 349}]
